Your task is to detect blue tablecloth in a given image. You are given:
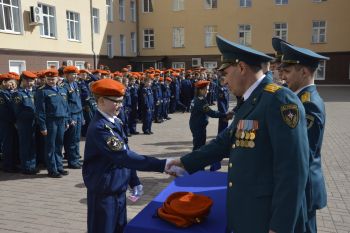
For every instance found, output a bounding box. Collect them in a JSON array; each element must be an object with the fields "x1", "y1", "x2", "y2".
[{"x1": 124, "y1": 171, "x2": 227, "y2": 233}]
